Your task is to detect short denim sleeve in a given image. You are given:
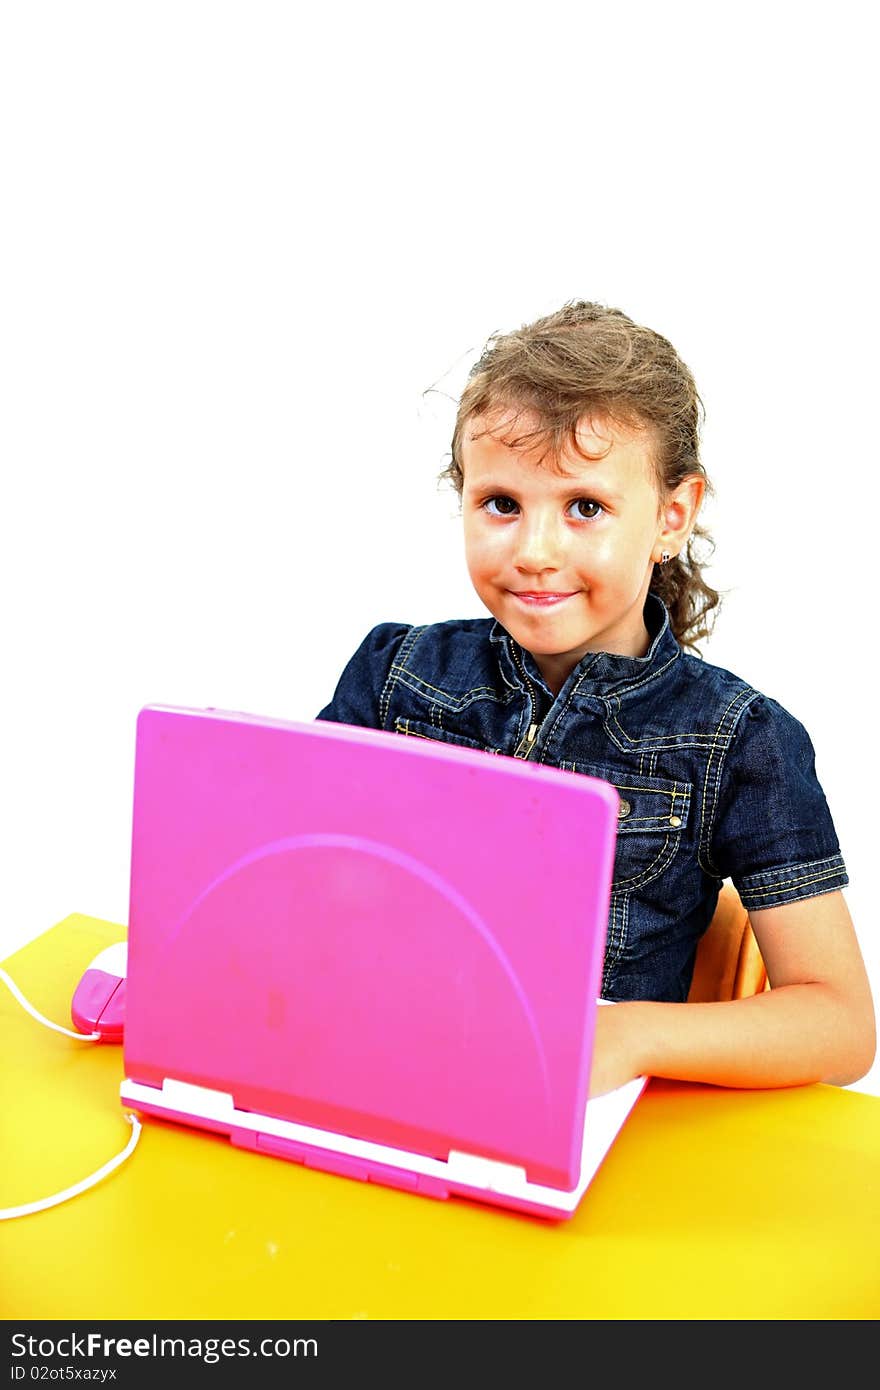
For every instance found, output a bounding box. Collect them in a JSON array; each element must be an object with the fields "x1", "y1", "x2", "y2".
[
  {"x1": 315, "y1": 623, "x2": 412, "y2": 729},
  {"x1": 709, "y1": 694, "x2": 848, "y2": 912}
]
